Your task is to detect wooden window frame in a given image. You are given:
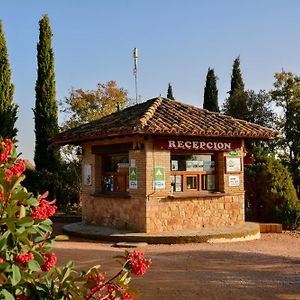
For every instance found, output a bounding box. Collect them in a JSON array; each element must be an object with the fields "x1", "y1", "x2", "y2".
[
  {"x1": 170, "y1": 152, "x2": 217, "y2": 193},
  {"x1": 102, "y1": 153, "x2": 129, "y2": 194}
]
